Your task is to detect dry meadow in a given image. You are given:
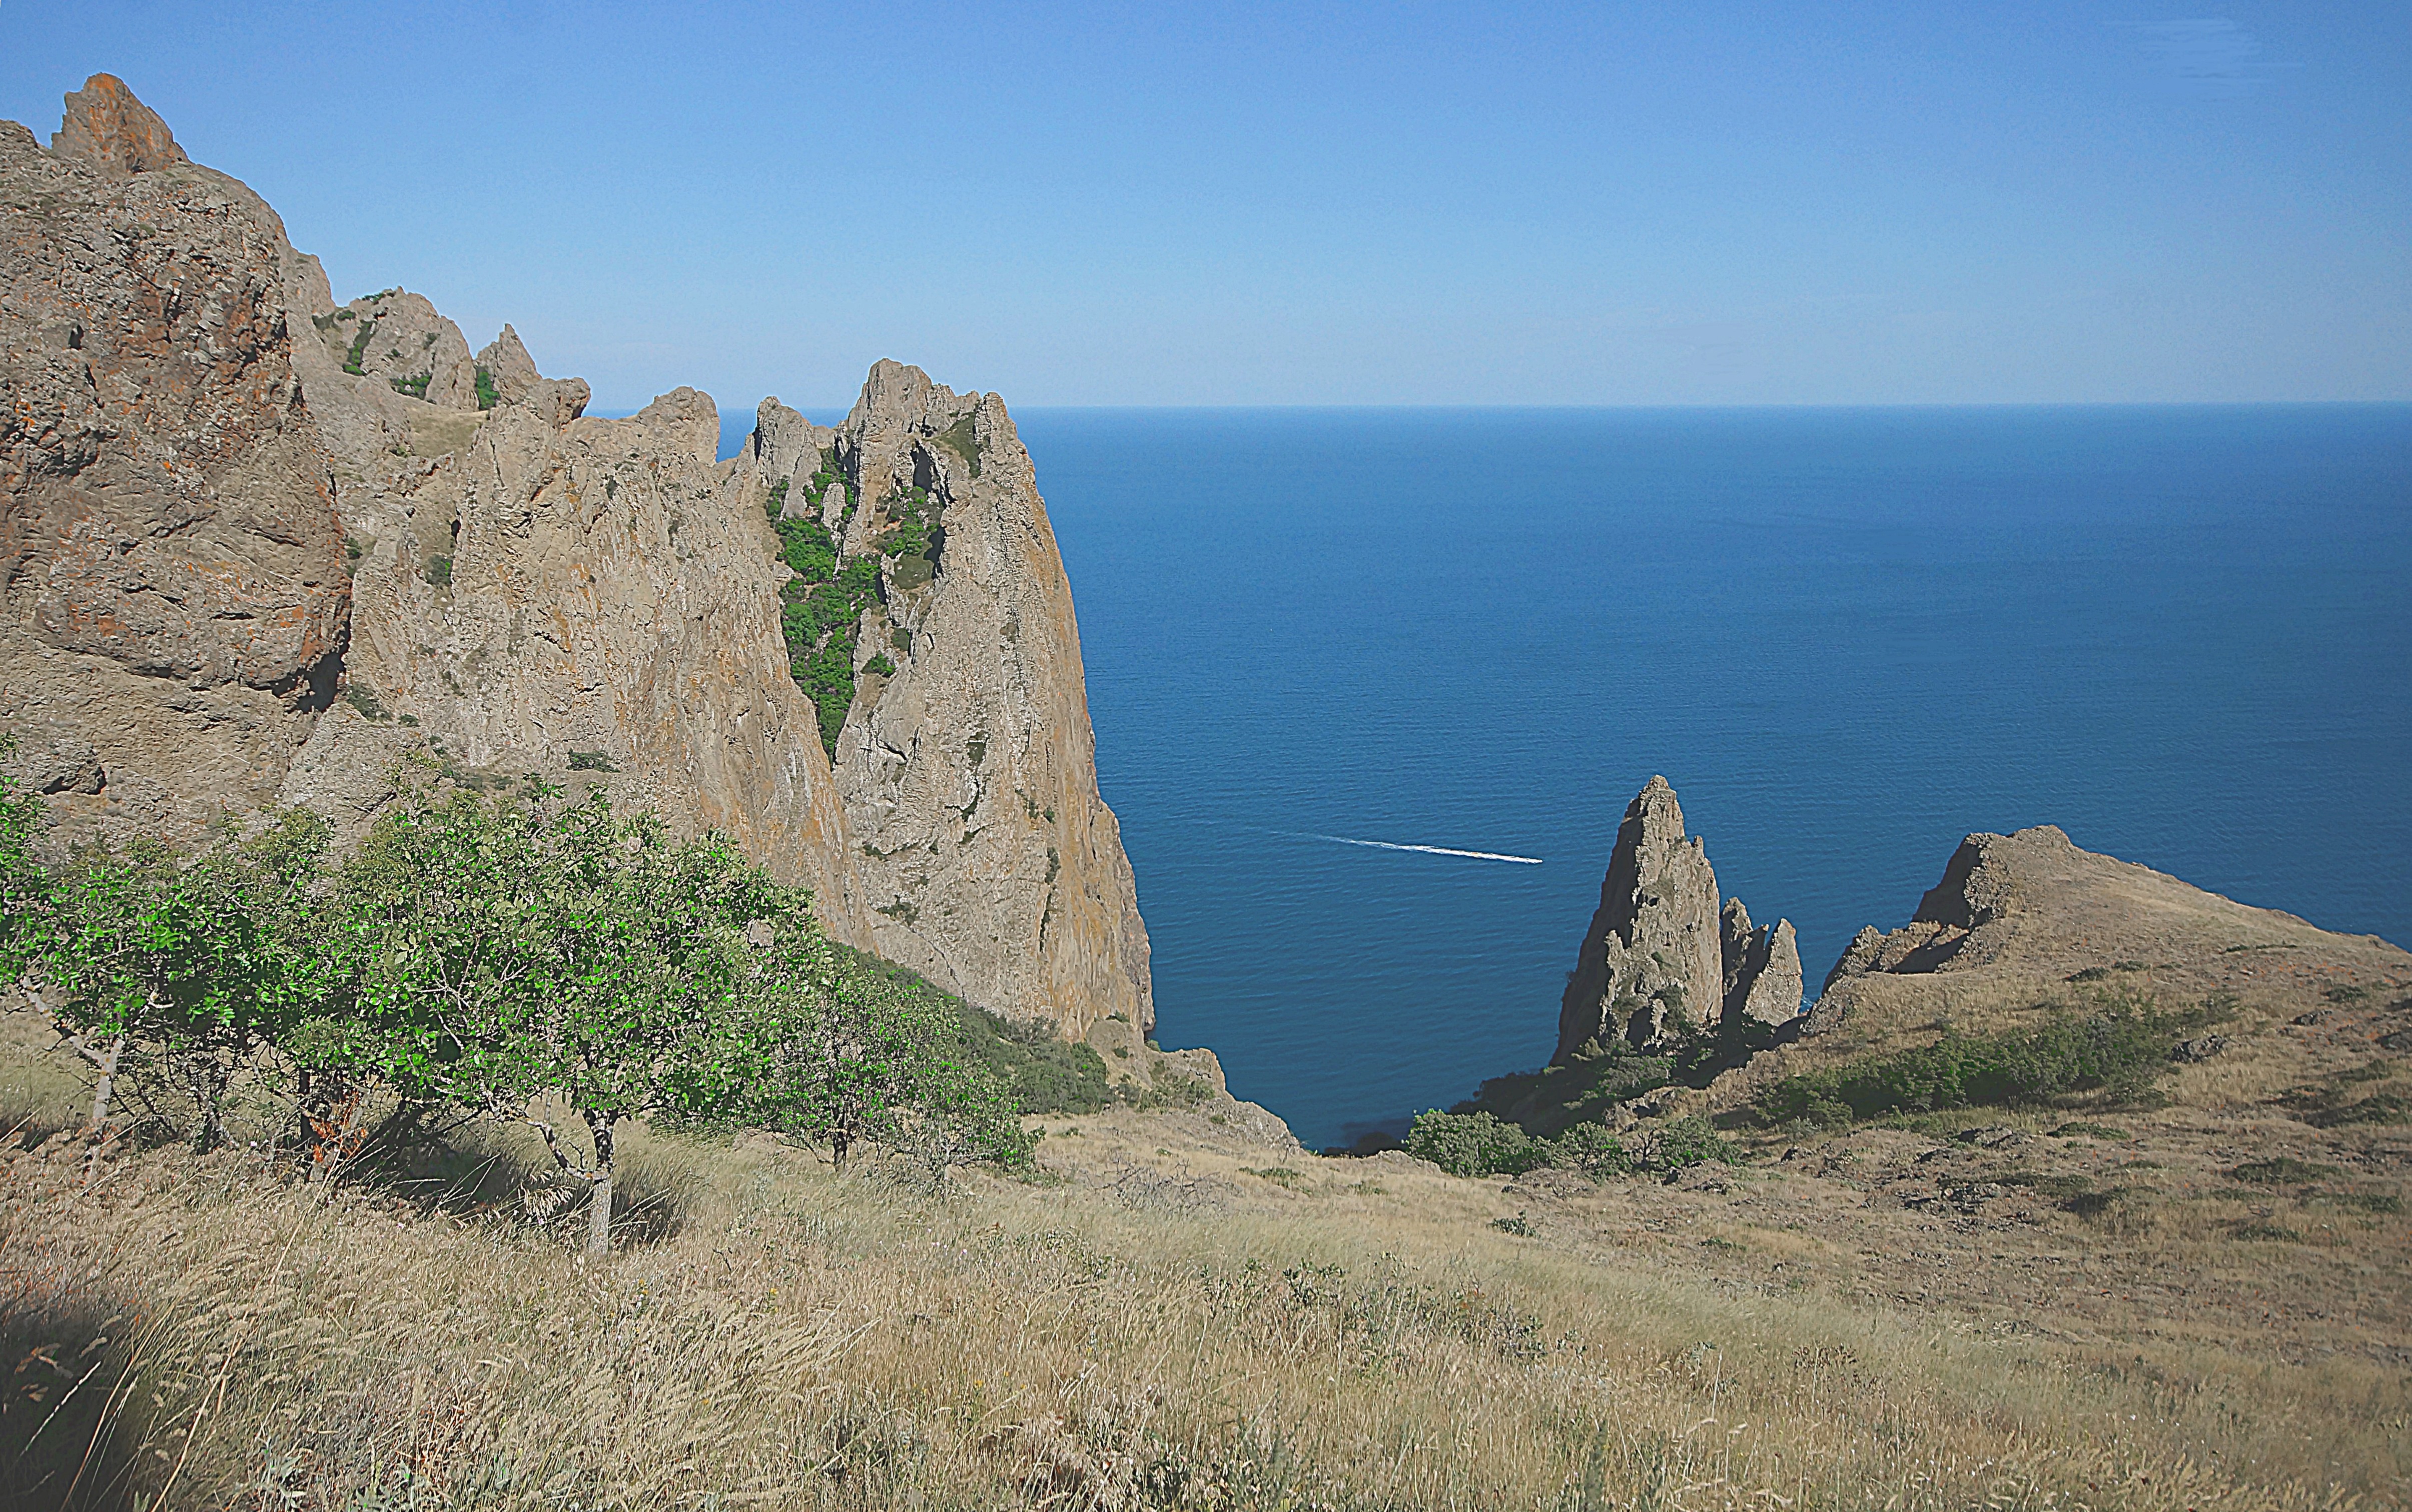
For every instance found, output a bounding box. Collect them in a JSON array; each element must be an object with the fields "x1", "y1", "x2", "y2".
[{"x1": 3, "y1": 1011, "x2": 2404, "y2": 1511}]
